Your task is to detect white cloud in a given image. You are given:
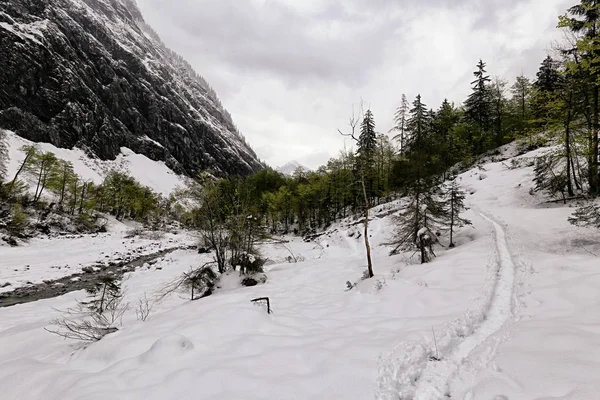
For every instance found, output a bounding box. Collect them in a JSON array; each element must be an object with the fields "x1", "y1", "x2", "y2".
[{"x1": 136, "y1": 0, "x2": 572, "y2": 170}]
